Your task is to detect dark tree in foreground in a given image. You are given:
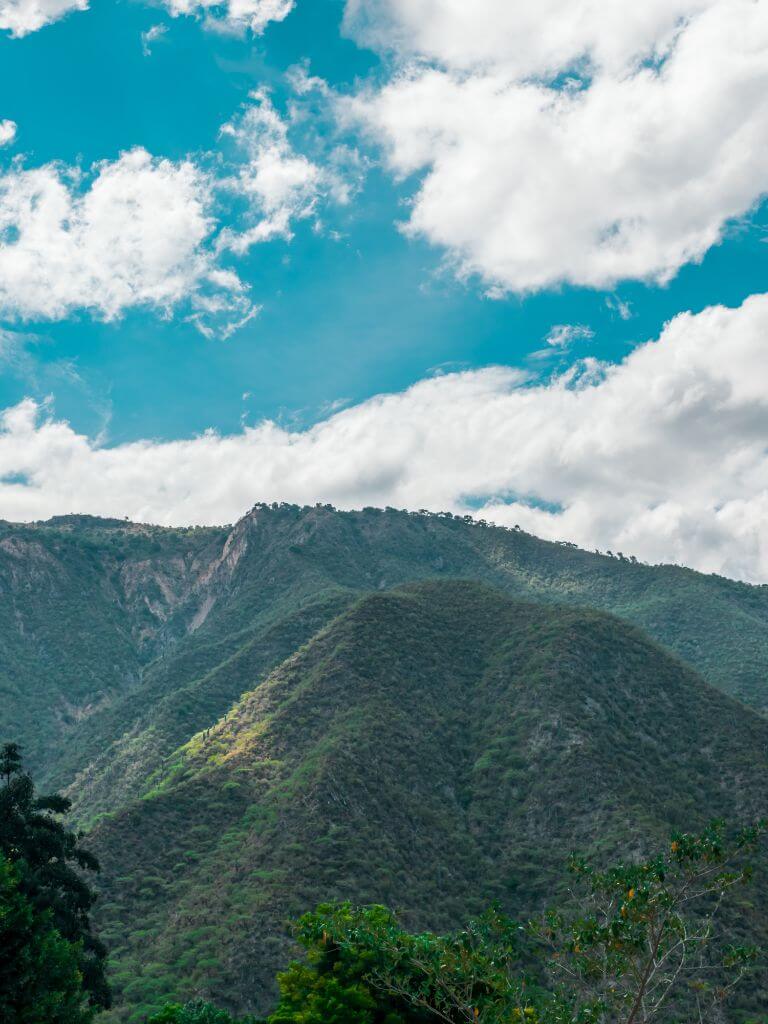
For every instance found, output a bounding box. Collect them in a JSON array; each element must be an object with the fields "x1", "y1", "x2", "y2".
[
  {"x1": 0, "y1": 853, "x2": 91, "y2": 1023},
  {"x1": 0, "y1": 742, "x2": 110, "y2": 1016}
]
